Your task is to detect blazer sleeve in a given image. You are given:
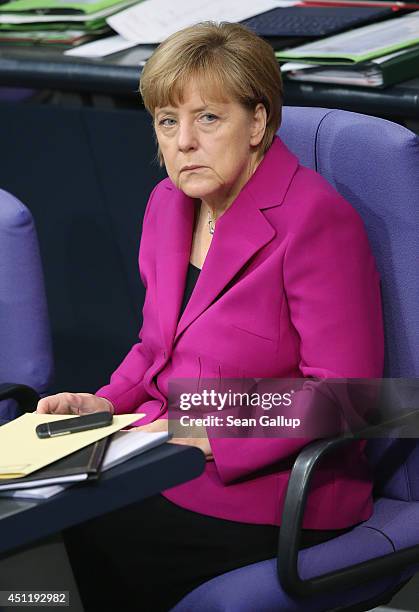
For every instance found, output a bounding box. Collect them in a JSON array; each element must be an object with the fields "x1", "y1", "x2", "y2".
[
  {"x1": 209, "y1": 189, "x2": 384, "y2": 485},
  {"x1": 94, "y1": 185, "x2": 159, "y2": 415}
]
